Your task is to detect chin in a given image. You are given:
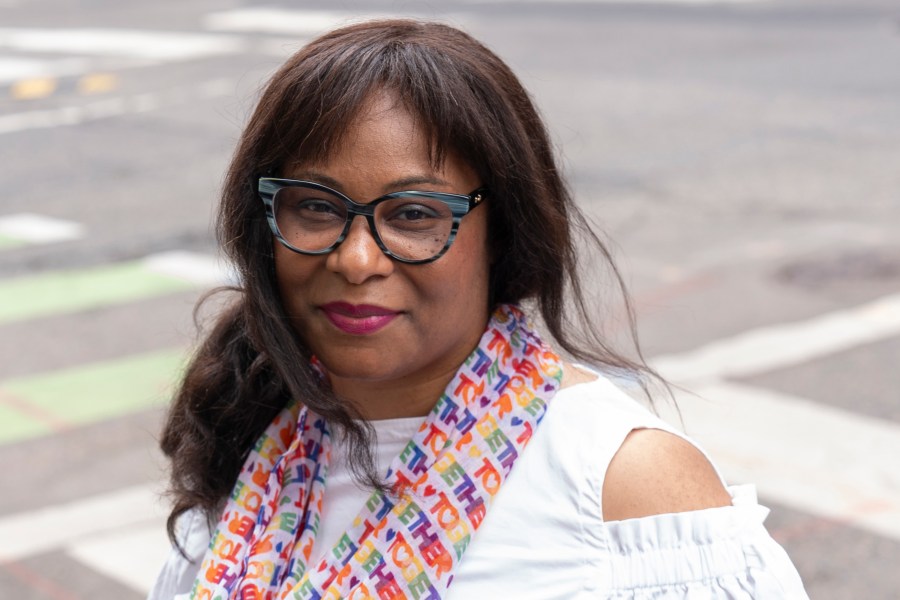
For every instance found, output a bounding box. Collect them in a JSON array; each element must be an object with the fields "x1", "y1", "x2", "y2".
[{"x1": 316, "y1": 348, "x2": 406, "y2": 382}]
